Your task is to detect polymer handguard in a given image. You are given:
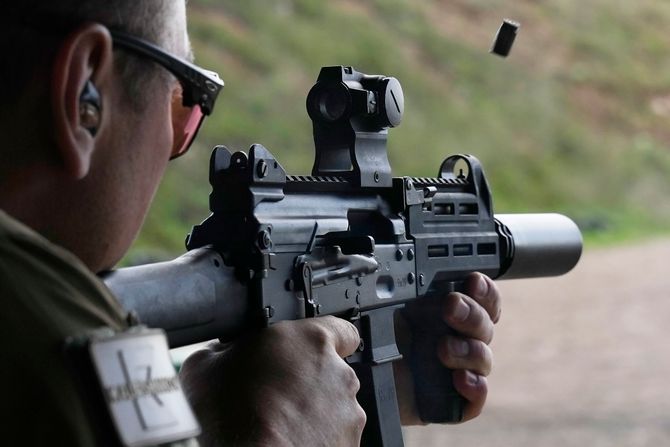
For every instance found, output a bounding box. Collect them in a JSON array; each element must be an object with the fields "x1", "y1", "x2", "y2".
[{"x1": 104, "y1": 66, "x2": 582, "y2": 447}]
